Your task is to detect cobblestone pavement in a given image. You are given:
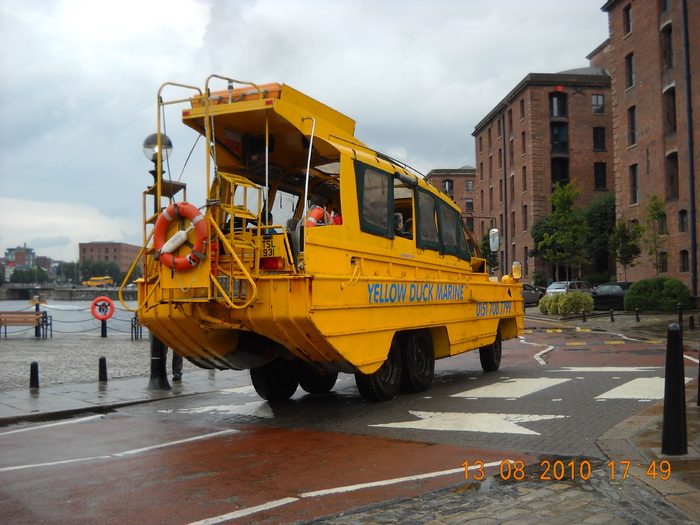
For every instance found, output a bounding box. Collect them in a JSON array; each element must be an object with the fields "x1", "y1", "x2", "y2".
[{"x1": 310, "y1": 464, "x2": 695, "y2": 524}]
